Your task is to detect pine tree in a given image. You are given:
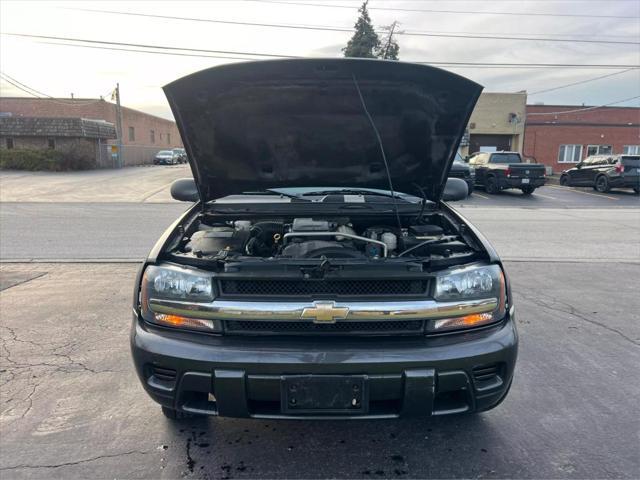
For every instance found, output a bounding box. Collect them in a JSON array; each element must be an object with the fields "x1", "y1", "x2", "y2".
[{"x1": 342, "y1": 1, "x2": 380, "y2": 58}]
